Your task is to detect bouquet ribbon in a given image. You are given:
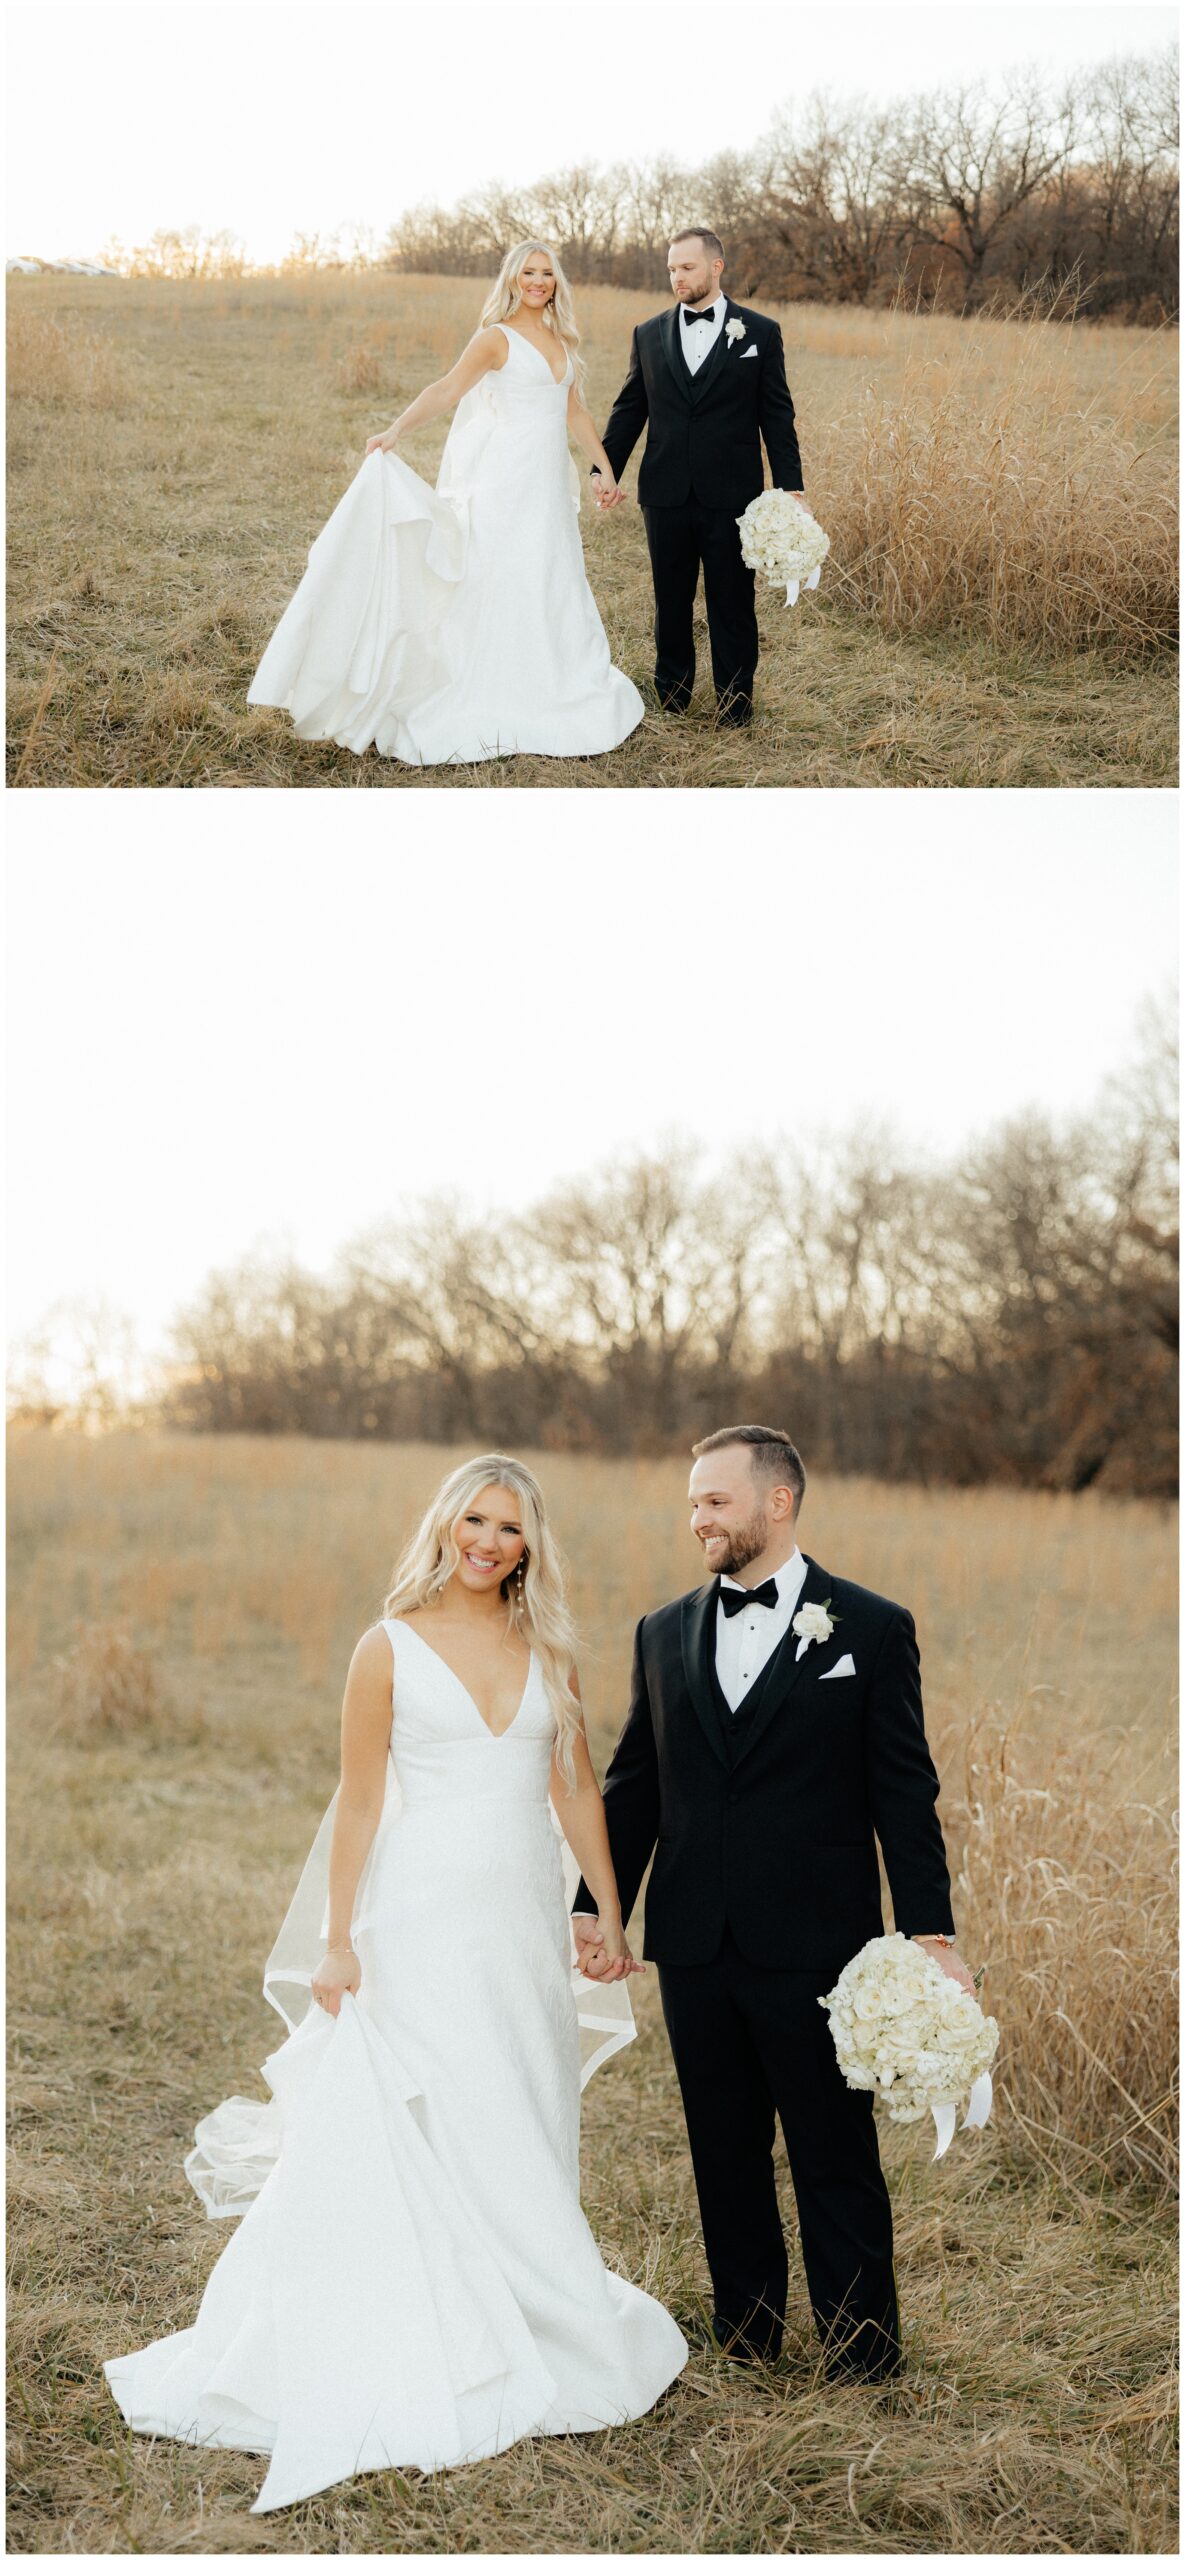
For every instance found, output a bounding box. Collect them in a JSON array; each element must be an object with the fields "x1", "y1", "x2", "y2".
[
  {"x1": 785, "y1": 566, "x2": 823, "y2": 609},
  {"x1": 931, "y1": 2068, "x2": 993, "y2": 2161}
]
